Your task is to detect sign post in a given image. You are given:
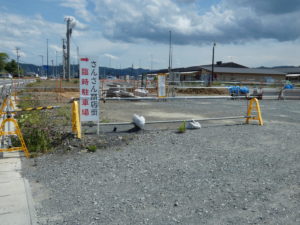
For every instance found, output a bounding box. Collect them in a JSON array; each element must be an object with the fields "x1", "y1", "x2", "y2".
[
  {"x1": 79, "y1": 57, "x2": 100, "y2": 134},
  {"x1": 157, "y1": 73, "x2": 167, "y2": 98}
]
